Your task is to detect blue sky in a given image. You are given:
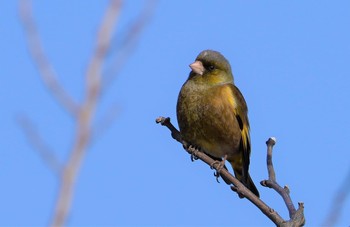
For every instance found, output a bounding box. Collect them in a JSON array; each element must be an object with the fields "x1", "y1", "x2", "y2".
[{"x1": 1, "y1": 1, "x2": 350, "y2": 226}]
